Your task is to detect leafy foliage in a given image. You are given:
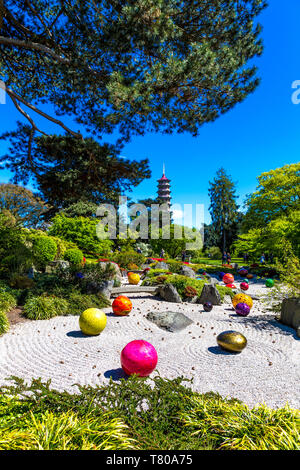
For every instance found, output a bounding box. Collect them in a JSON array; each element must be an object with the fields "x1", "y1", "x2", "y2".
[
  {"x1": 243, "y1": 163, "x2": 300, "y2": 230},
  {"x1": 23, "y1": 295, "x2": 69, "y2": 320},
  {"x1": 0, "y1": 291, "x2": 17, "y2": 335},
  {"x1": 48, "y1": 213, "x2": 113, "y2": 255},
  {"x1": 64, "y1": 248, "x2": 84, "y2": 266},
  {"x1": 0, "y1": 375, "x2": 298, "y2": 451},
  {"x1": 0, "y1": 183, "x2": 47, "y2": 228},
  {"x1": 32, "y1": 236, "x2": 57, "y2": 267}
]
